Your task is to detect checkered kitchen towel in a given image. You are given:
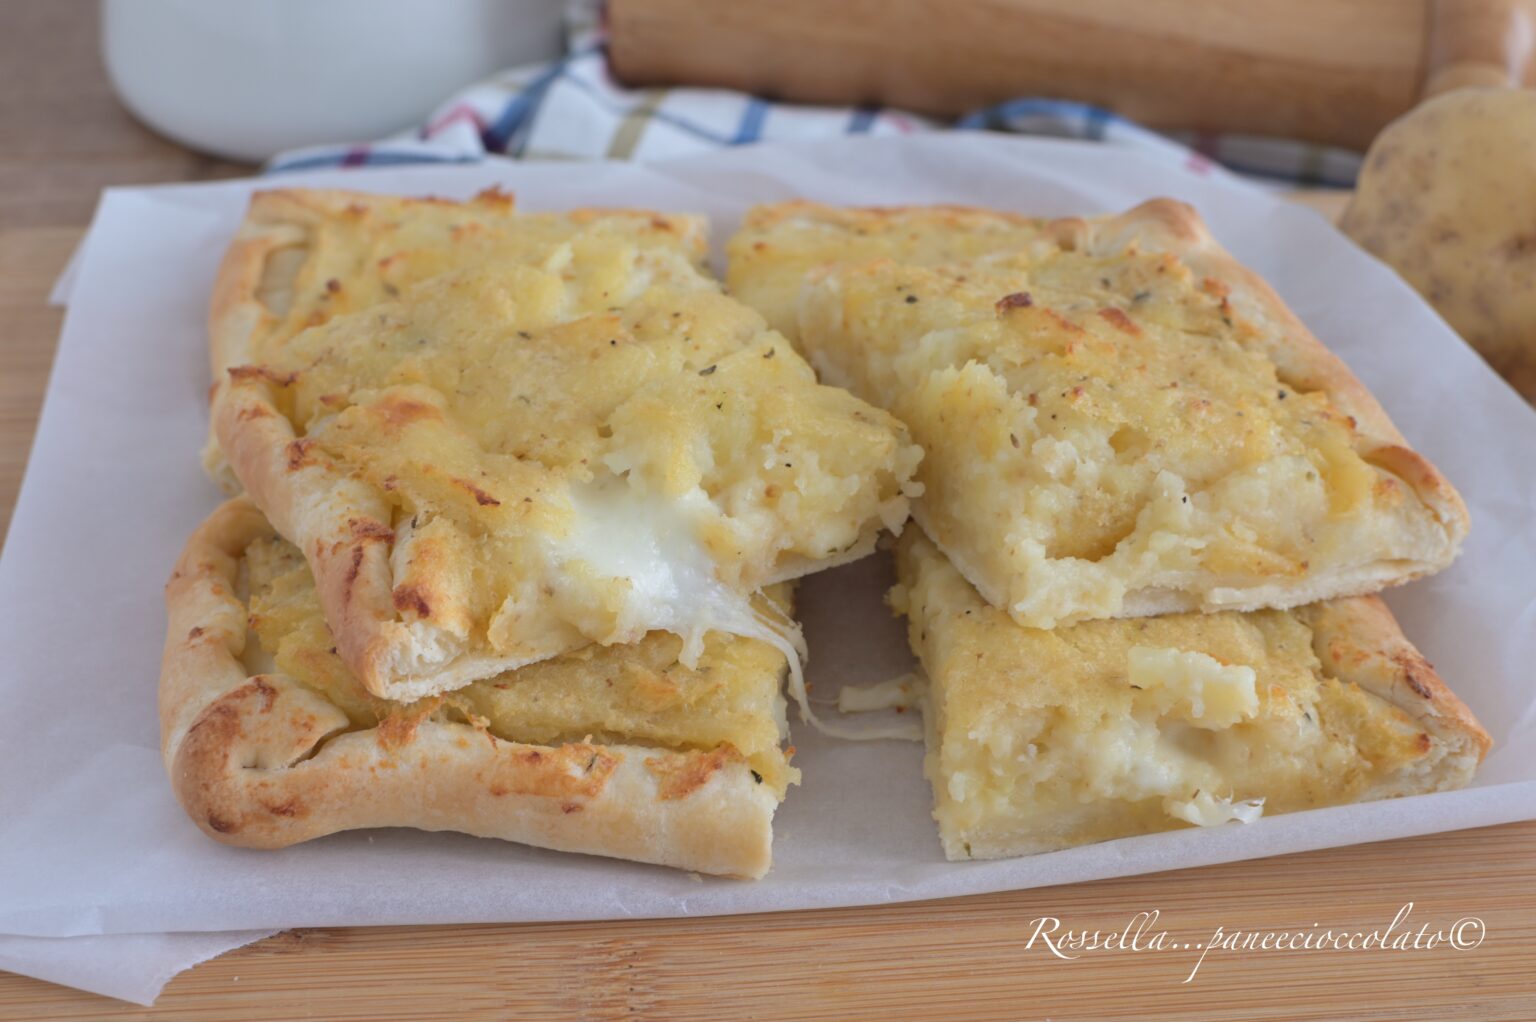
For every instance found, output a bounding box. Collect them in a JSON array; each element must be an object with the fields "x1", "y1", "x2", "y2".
[{"x1": 268, "y1": 1, "x2": 1363, "y2": 188}]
